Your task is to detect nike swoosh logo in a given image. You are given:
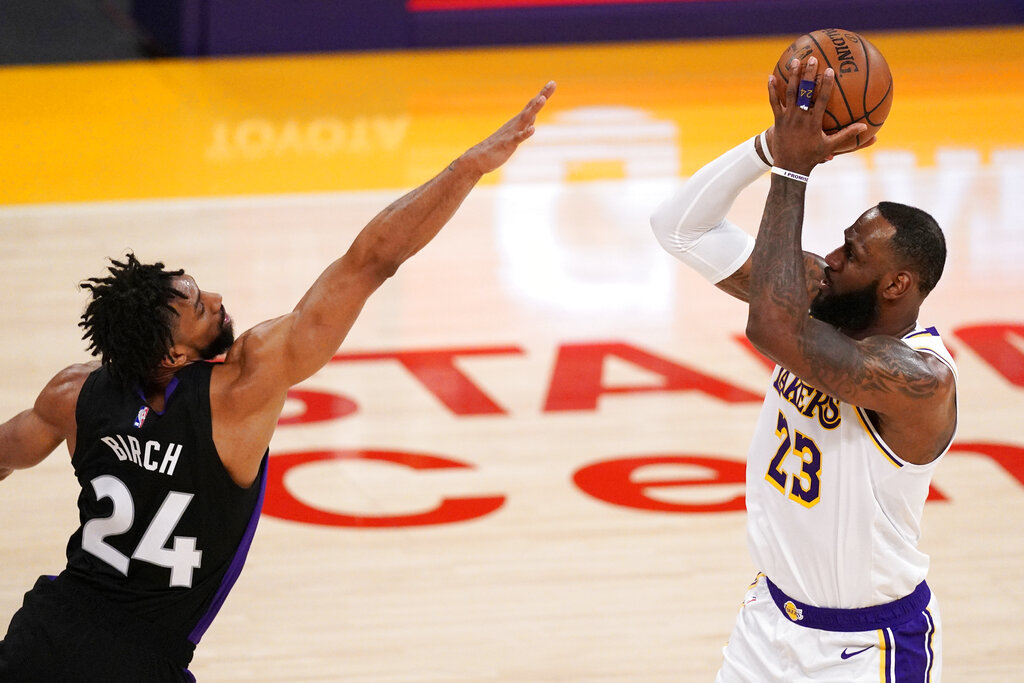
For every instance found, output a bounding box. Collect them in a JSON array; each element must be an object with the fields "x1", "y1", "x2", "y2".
[{"x1": 840, "y1": 646, "x2": 872, "y2": 660}]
